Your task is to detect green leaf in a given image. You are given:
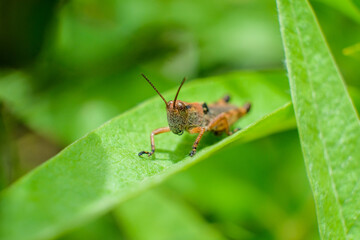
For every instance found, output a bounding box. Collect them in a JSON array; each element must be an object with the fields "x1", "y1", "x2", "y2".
[
  {"x1": 277, "y1": 0, "x2": 360, "y2": 239},
  {"x1": 57, "y1": 213, "x2": 124, "y2": 240},
  {"x1": 313, "y1": 0, "x2": 360, "y2": 24},
  {"x1": 343, "y1": 43, "x2": 360, "y2": 61},
  {"x1": 114, "y1": 188, "x2": 225, "y2": 240},
  {"x1": 0, "y1": 71, "x2": 175, "y2": 144},
  {"x1": 348, "y1": 86, "x2": 360, "y2": 113},
  {"x1": 166, "y1": 129, "x2": 319, "y2": 239},
  {"x1": 0, "y1": 71, "x2": 295, "y2": 240}
]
